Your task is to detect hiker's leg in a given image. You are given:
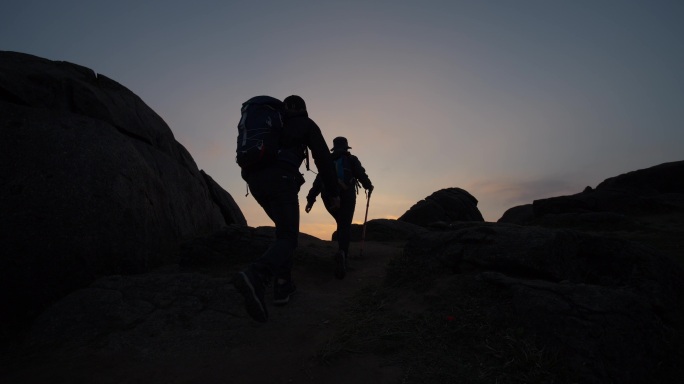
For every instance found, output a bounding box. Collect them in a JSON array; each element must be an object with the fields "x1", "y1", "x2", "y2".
[
  {"x1": 323, "y1": 195, "x2": 337, "y2": 218},
  {"x1": 336, "y1": 190, "x2": 357, "y2": 256},
  {"x1": 323, "y1": 196, "x2": 342, "y2": 247},
  {"x1": 248, "y1": 168, "x2": 300, "y2": 280}
]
